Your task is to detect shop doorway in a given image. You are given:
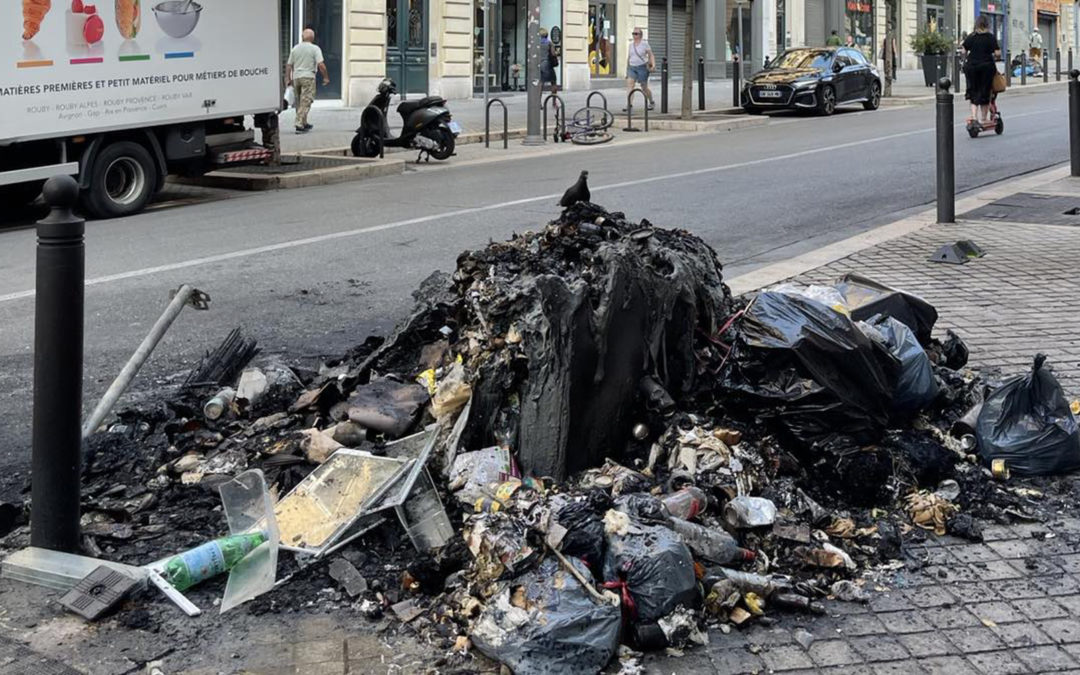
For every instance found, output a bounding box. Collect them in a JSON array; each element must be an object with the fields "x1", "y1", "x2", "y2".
[
  {"x1": 387, "y1": 0, "x2": 429, "y2": 94},
  {"x1": 589, "y1": 1, "x2": 617, "y2": 77},
  {"x1": 282, "y1": 0, "x2": 344, "y2": 101}
]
